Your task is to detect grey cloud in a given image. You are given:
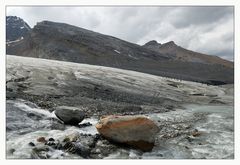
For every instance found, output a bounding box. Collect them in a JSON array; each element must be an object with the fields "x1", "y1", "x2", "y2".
[{"x1": 170, "y1": 6, "x2": 233, "y2": 28}]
